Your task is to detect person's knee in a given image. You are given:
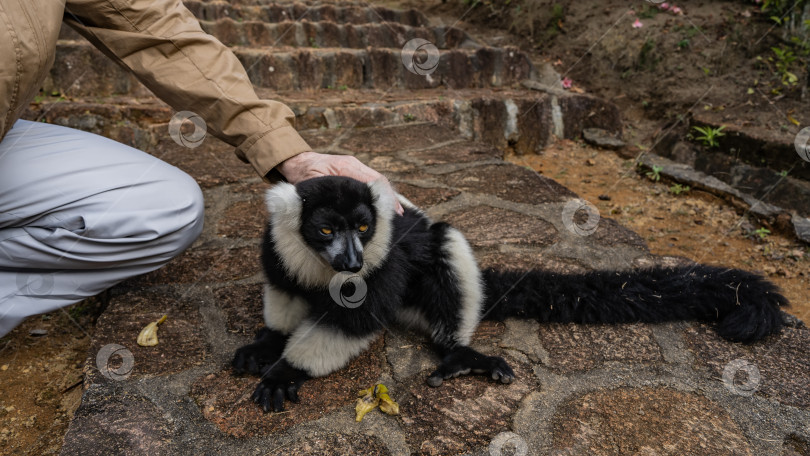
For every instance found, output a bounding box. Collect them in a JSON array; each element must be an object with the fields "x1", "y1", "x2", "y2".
[{"x1": 163, "y1": 173, "x2": 205, "y2": 256}]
